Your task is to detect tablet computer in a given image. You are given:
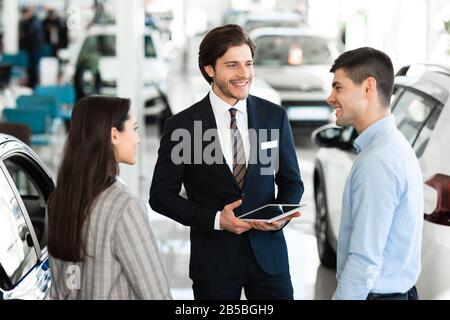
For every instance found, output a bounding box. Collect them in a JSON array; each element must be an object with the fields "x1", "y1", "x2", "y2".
[{"x1": 238, "y1": 203, "x2": 307, "y2": 223}]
